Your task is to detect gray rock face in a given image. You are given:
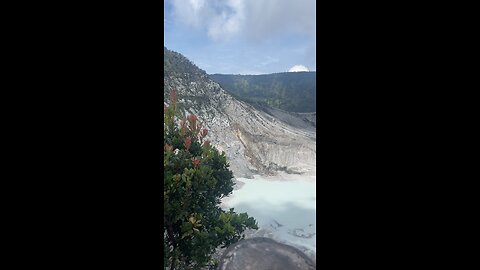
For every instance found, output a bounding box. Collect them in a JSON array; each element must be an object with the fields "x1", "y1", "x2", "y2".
[
  {"x1": 218, "y1": 237, "x2": 316, "y2": 270},
  {"x1": 252, "y1": 104, "x2": 316, "y2": 131},
  {"x1": 164, "y1": 48, "x2": 316, "y2": 178}
]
